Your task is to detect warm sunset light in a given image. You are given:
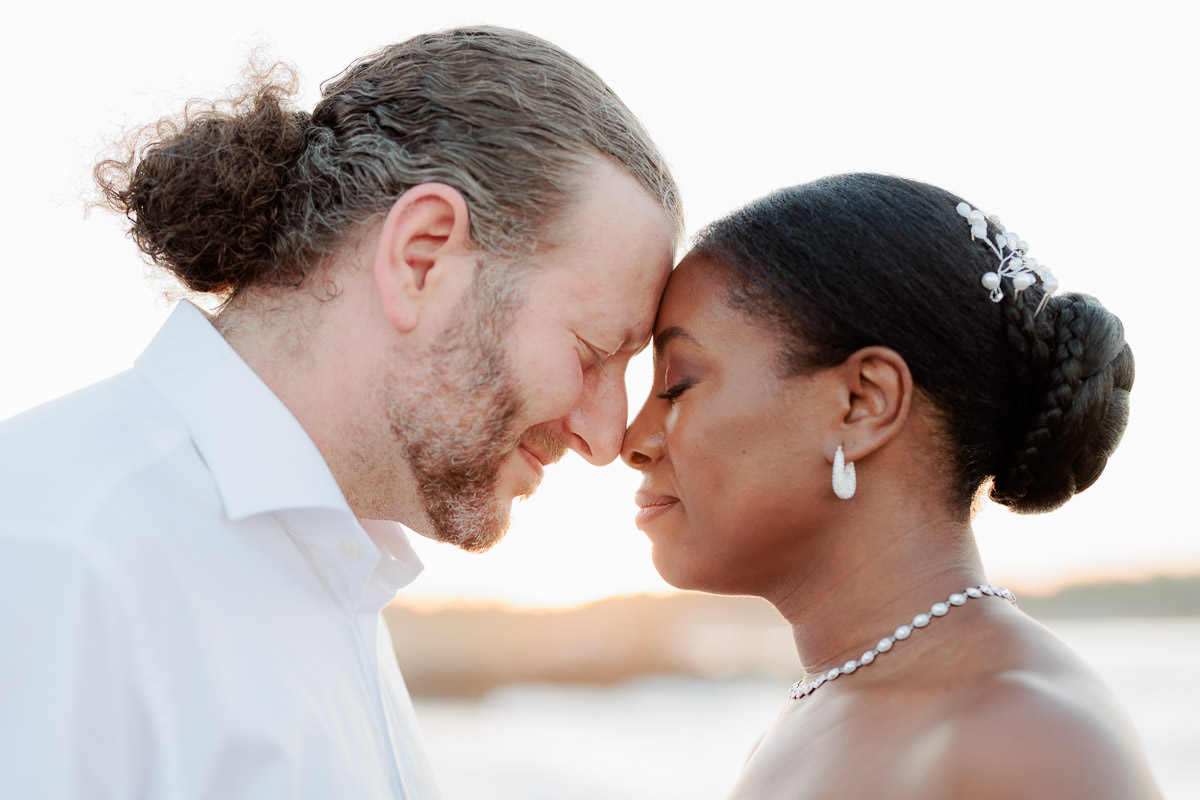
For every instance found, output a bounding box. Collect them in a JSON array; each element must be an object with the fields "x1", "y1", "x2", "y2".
[
  {"x1": 3, "y1": 3, "x2": 1196, "y2": 799},
  {"x1": 2, "y1": 2, "x2": 1195, "y2": 612}
]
